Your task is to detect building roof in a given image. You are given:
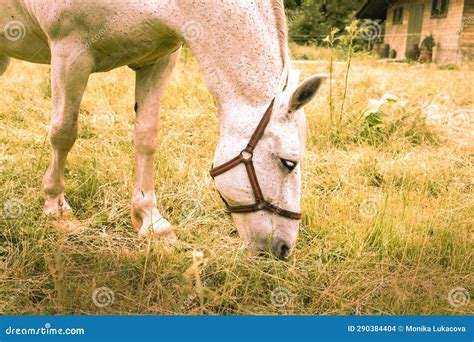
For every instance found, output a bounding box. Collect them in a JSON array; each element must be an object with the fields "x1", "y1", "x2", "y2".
[{"x1": 356, "y1": 0, "x2": 394, "y2": 20}]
